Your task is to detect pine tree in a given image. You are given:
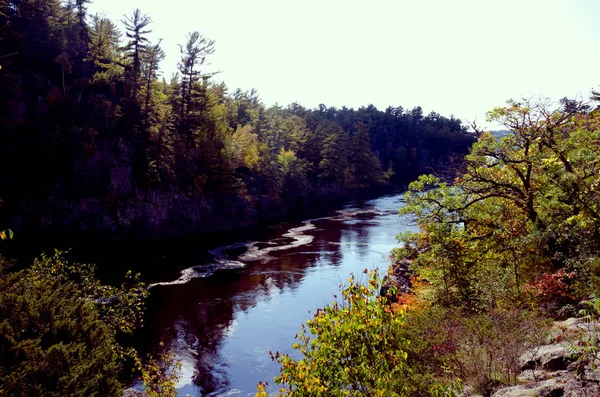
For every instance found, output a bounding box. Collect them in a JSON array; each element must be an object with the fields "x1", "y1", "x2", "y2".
[
  {"x1": 177, "y1": 31, "x2": 215, "y2": 118},
  {"x1": 351, "y1": 122, "x2": 383, "y2": 185},
  {"x1": 87, "y1": 13, "x2": 123, "y2": 85},
  {"x1": 122, "y1": 8, "x2": 152, "y2": 101},
  {"x1": 317, "y1": 120, "x2": 349, "y2": 185},
  {"x1": 142, "y1": 39, "x2": 165, "y2": 115}
]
